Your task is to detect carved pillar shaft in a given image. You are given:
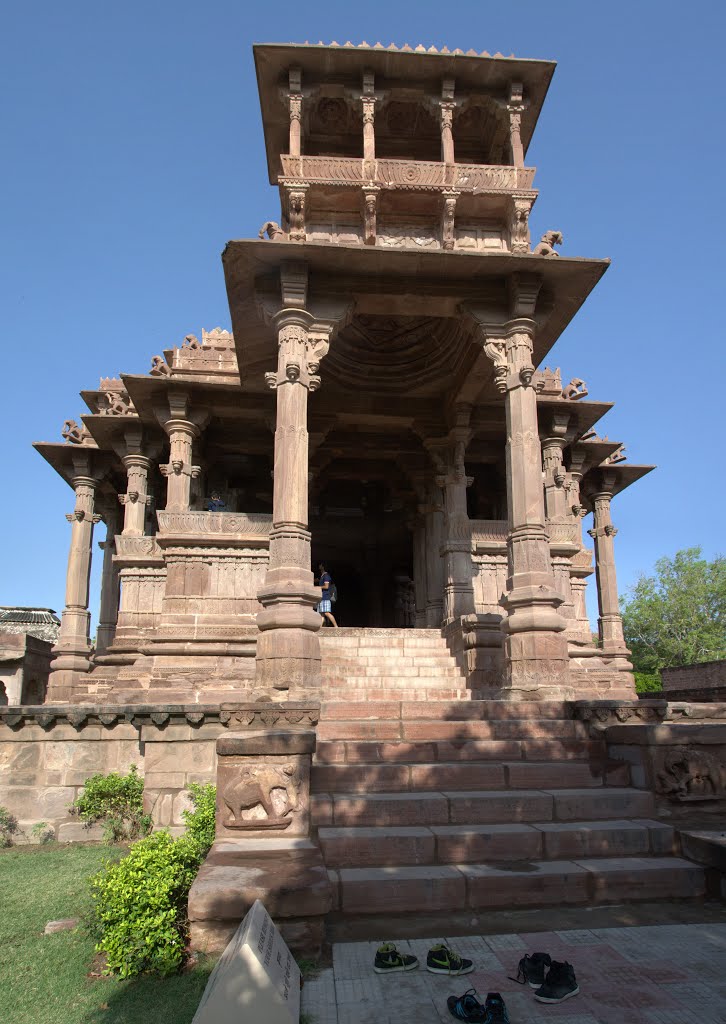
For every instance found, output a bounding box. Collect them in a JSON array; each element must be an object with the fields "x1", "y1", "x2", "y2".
[
  {"x1": 412, "y1": 512, "x2": 428, "y2": 628},
  {"x1": 120, "y1": 454, "x2": 151, "y2": 534},
  {"x1": 440, "y1": 102, "x2": 455, "y2": 163},
  {"x1": 425, "y1": 484, "x2": 445, "y2": 626},
  {"x1": 490, "y1": 317, "x2": 569, "y2": 689},
  {"x1": 53, "y1": 475, "x2": 101, "y2": 672},
  {"x1": 588, "y1": 491, "x2": 627, "y2": 652},
  {"x1": 256, "y1": 315, "x2": 324, "y2": 693},
  {"x1": 161, "y1": 421, "x2": 199, "y2": 511},
  {"x1": 570, "y1": 576, "x2": 593, "y2": 643},
  {"x1": 437, "y1": 468, "x2": 475, "y2": 621},
  {"x1": 96, "y1": 505, "x2": 121, "y2": 656},
  {"x1": 288, "y1": 68, "x2": 303, "y2": 157},
  {"x1": 541, "y1": 437, "x2": 568, "y2": 522},
  {"x1": 507, "y1": 106, "x2": 524, "y2": 167},
  {"x1": 362, "y1": 96, "x2": 376, "y2": 162}
]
